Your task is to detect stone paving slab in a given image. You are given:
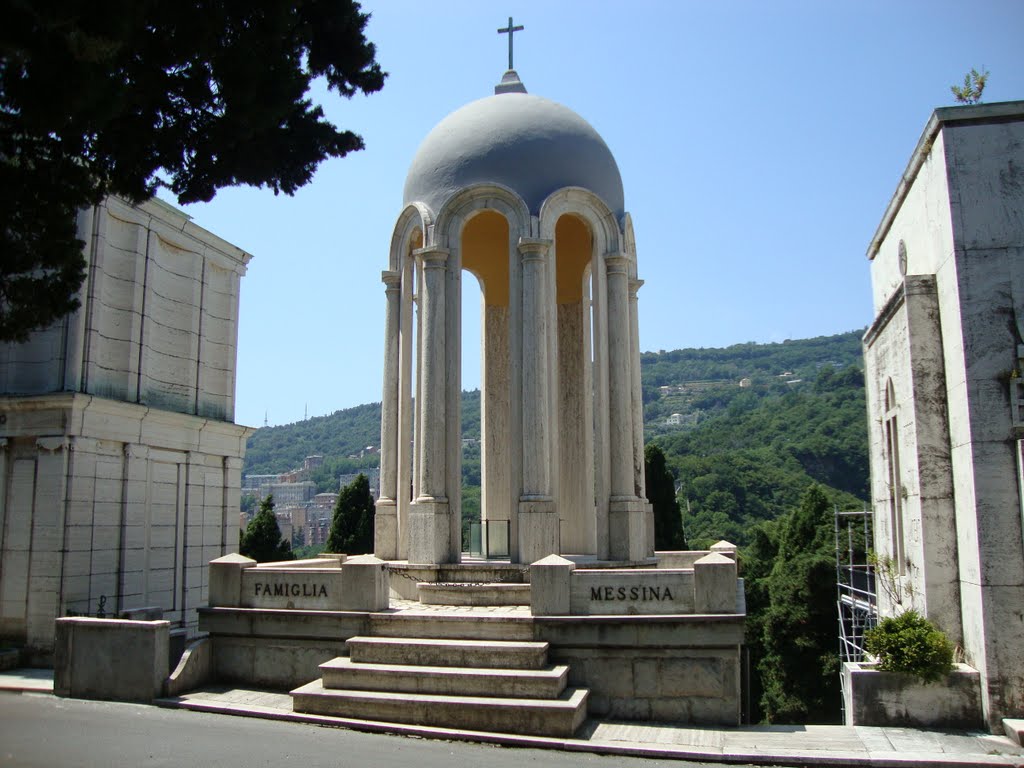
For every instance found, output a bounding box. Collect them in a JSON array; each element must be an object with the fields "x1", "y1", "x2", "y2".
[{"x1": 3, "y1": 669, "x2": 1023, "y2": 767}]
